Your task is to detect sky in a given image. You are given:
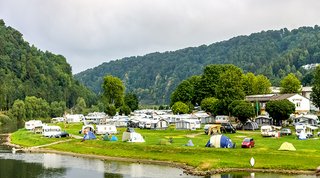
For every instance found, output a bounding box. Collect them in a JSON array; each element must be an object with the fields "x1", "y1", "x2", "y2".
[{"x1": 1, "y1": 0, "x2": 320, "y2": 74}]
